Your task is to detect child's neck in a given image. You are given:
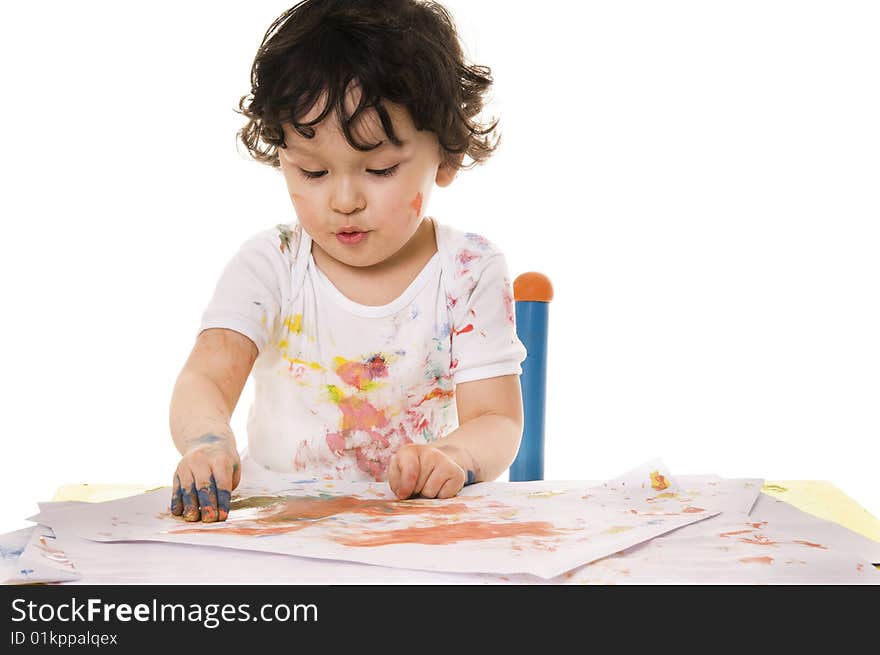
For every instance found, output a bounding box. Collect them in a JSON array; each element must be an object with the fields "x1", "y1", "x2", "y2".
[{"x1": 312, "y1": 218, "x2": 438, "y2": 306}]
